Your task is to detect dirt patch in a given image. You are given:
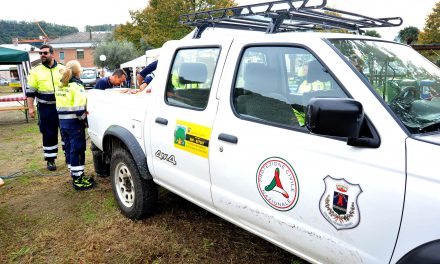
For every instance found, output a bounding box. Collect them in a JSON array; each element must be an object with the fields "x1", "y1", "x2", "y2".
[{"x1": 0, "y1": 111, "x2": 305, "y2": 264}]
